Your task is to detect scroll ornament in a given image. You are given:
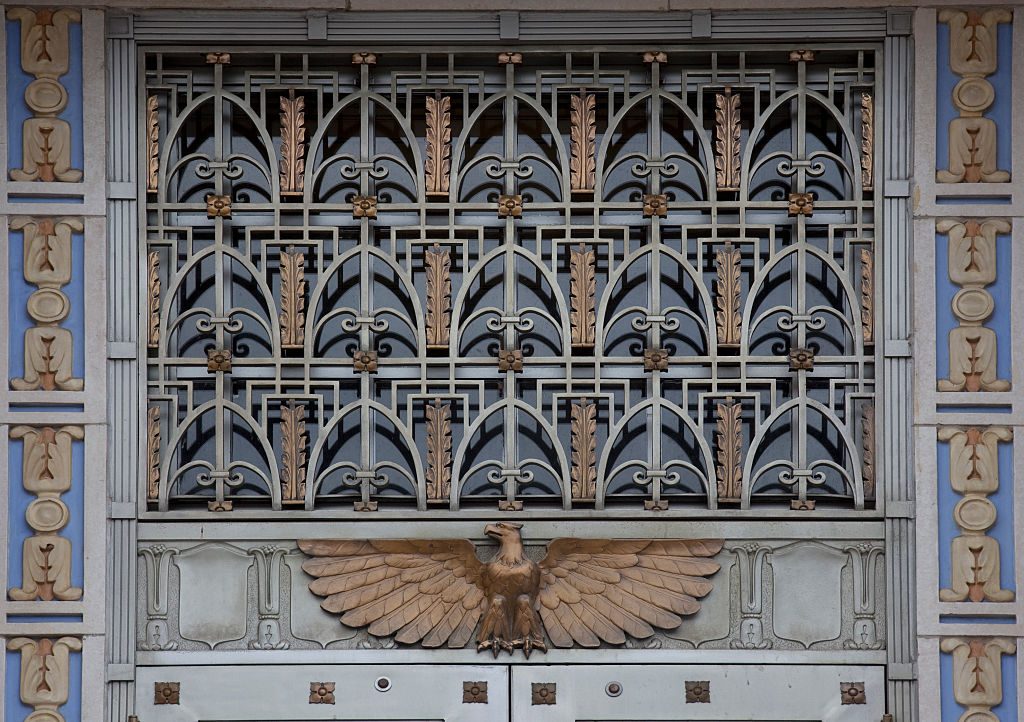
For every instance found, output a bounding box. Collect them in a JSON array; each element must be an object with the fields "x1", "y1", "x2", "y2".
[
  {"x1": 7, "y1": 637, "x2": 83, "y2": 722},
  {"x1": 940, "y1": 637, "x2": 1016, "y2": 720},
  {"x1": 9, "y1": 217, "x2": 84, "y2": 392},
  {"x1": 937, "y1": 10, "x2": 1012, "y2": 183},
  {"x1": 938, "y1": 426, "x2": 1014, "y2": 603},
  {"x1": 937, "y1": 219, "x2": 1010, "y2": 392},
  {"x1": 7, "y1": 8, "x2": 83, "y2": 182},
  {"x1": 301, "y1": 523, "x2": 722, "y2": 656},
  {"x1": 8, "y1": 426, "x2": 84, "y2": 601}
]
